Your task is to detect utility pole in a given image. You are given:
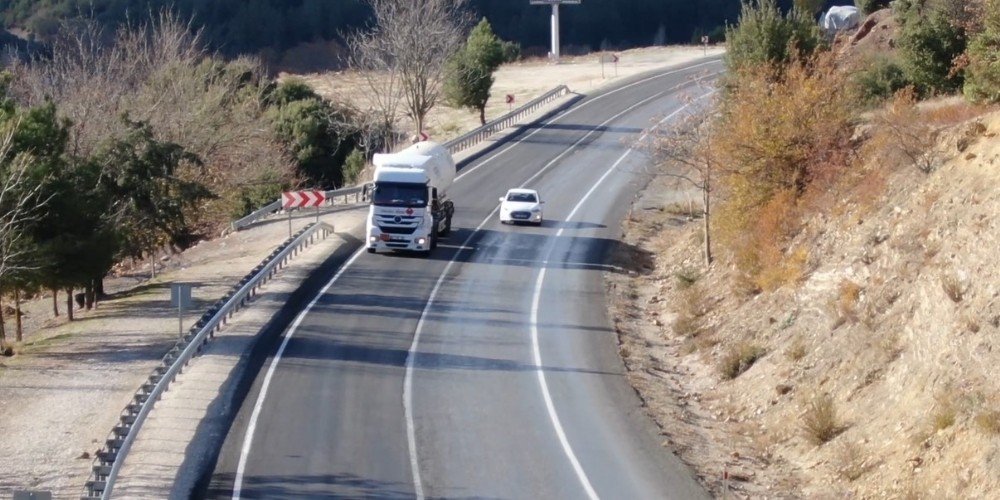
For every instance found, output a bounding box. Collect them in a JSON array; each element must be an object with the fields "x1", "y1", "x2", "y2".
[{"x1": 530, "y1": 0, "x2": 581, "y2": 62}]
